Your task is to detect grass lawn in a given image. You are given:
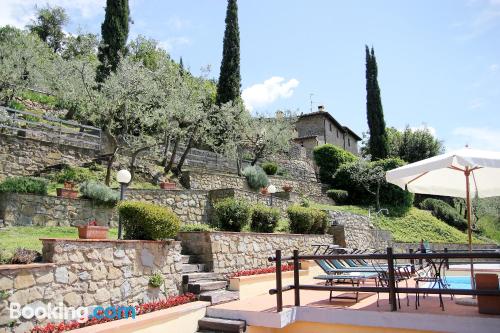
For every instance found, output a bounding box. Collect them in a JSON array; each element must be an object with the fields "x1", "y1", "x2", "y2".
[
  {"x1": 477, "y1": 215, "x2": 500, "y2": 244},
  {"x1": 312, "y1": 203, "x2": 485, "y2": 244},
  {"x1": 0, "y1": 226, "x2": 118, "y2": 256}
]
